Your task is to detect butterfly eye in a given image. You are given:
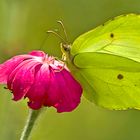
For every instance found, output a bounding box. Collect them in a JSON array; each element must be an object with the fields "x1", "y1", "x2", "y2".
[
  {"x1": 64, "y1": 47, "x2": 68, "y2": 51},
  {"x1": 63, "y1": 44, "x2": 70, "y2": 52}
]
